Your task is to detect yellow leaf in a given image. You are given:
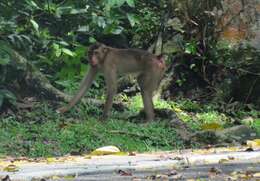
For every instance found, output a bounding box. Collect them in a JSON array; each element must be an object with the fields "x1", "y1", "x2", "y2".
[
  {"x1": 247, "y1": 139, "x2": 260, "y2": 148},
  {"x1": 84, "y1": 155, "x2": 92, "y2": 159},
  {"x1": 201, "y1": 123, "x2": 223, "y2": 131},
  {"x1": 173, "y1": 108, "x2": 182, "y2": 112},
  {"x1": 90, "y1": 146, "x2": 121, "y2": 156},
  {"x1": 3, "y1": 164, "x2": 19, "y2": 172},
  {"x1": 253, "y1": 172, "x2": 260, "y2": 177},
  {"x1": 51, "y1": 175, "x2": 61, "y2": 180},
  {"x1": 218, "y1": 159, "x2": 229, "y2": 164},
  {"x1": 46, "y1": 157, "x2": 56, "y2": 163},
  {"x1": 64, "y1": 175, "x2": 76, "y2": 180},
  {"x1": 114, "y1": 152, "x2": 128, "y2": 156}
]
